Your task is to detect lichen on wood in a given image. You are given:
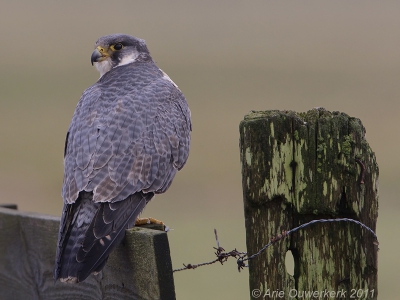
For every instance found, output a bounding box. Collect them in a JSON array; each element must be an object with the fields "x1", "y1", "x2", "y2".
[{"x1": 240, "y1": 108, "x2": 378, "y2": 299}]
